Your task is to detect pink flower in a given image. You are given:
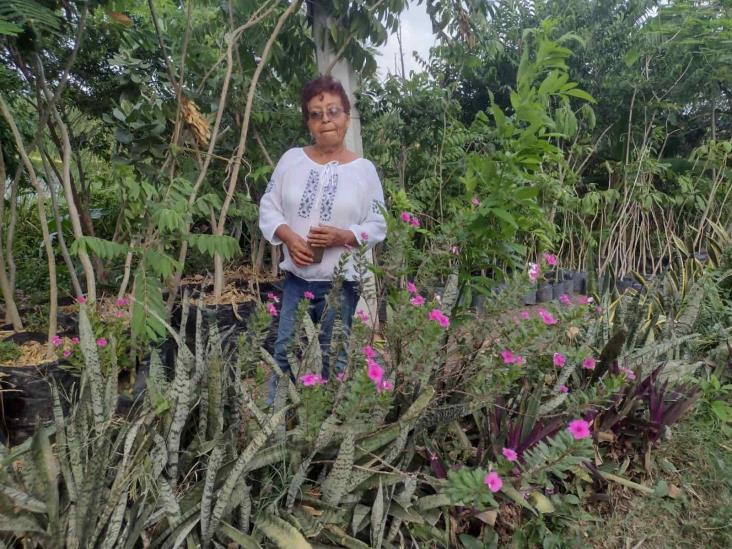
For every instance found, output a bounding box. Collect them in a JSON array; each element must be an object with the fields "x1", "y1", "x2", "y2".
[
  {"x1": 76, "y1": 296, "x2": 87, "y2": 305},
  {"x1": 528, "y1": 262, "x2": 540, "y2": 282},
  {"x1": 537, "y1": 308, "x2": 557, "y2": 325},
  {"x1": 51, "y1": 335, "x2": 63, "y2": 347},
  {"x1": 409, "y1": 217, "x2": 421, "y2": 228},
  {"x1": 484, "y1": 471, "x2": 503, "y2": 493},
  {"x1": 577, "y1": 295, "x2": 593, "y2": 305},
  {"x1": 450, "y1": 246, "x2": 460, "y2": 256},
  {"x1": 502, "y1": 448, "x2": 518, "y2": 462},
  {"x1": 116, "y1": 297, "x2": 129, "y2": 307},
  {"x1": 336, "y1": 372, "x2": 346, "y2": 382},
  {"x1": 360, "y1": 232, "x2": 369, "y2": 241},
  {"x1": 377, "y1": 379, "x2": 394, "y2": 393},
  {"x1": 362, "y1": 345, "x2": 377, "y2": 359},
  {"x1": 63, "y1": 348, "x2": 72, "y2": 358},
  {"x1": 428, "y1": 308, "x2": 450, "y2": 328},
  {"x1": 344, "y1": 243, "x2": 353, "y2": 251},
  {"x1": 543, "y1": 252, "x2": 557, "y2": 266},
  {"x1": 406, "y1": 281, "x2": 418, "y2": 294},
  {"x1": 620, "y1": 366, "x2": 636, "y2": 380},
  {"x1": 471, "y1": 196, "x2": 481, "y2": 206},
  {"x1": 582, "y1": 357, "x2": 597, "y2": 370},
  {"x1": 266, "y1": 292, "x2": 279, "y2": 303},
  {"x1": 71, "y1": 337, "x2": 80, "y2": 345},
  {"x1": 553, "y1": 352, "x2": 566, "y2": 367},
  {"x1": 301, "y1": 373, "x2": 324, "y2": 387},
  {"x1": 303, "y1": 291, "x2": 315, "y2": 300},
  {"x1": 400, "y1": 211, "x2": 411, "y2": 223},
  {"x1": 367, "y1": 360, "x2": 384, "y2": 384},
  {"x1": 559, "y1": 385, "x2": 569, "y2": 394},
  {"x1": 520, "y1": 310, "x2": 530, "y2": 320},
  {"x1": 559, "y1": 294, "x2": 571, "y2": 306},
  {"x1": 568, "y1": 419, "x2": 591, "y2": 440},
  {"x1": 514, "y1": 355, "x2": 525, "y2": 366},
  {"x1": 96, "y1": 338, "x2": 108, "y2": 347},
  {"x1": 267, "y1": 303, "x2": 278, "y2": 317},
  {"x1": 500, "y1": 349, "x2": 516, "y2": 364},
  {"x1": 356, "y1": 309, "x2": 369, "y2": 322},
  {"x1": 410, "y1": 295, "x2": 425, "y2": 307}
]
